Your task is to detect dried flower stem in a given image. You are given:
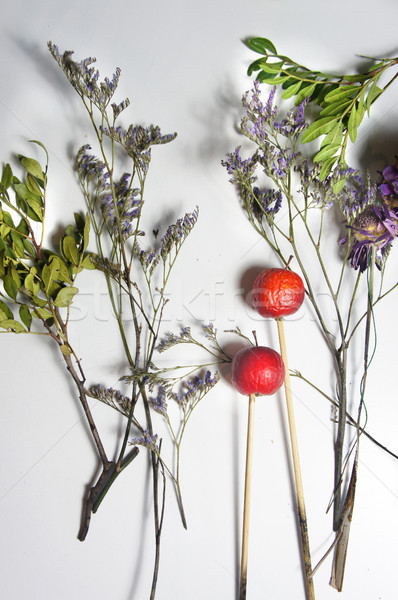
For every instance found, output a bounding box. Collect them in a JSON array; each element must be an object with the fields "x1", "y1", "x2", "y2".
[{"x1": 330, "y1": 246, "x2": 376, "y2": 590}]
